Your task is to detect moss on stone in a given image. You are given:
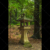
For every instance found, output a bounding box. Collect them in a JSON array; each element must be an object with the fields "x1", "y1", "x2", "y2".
[{"x1": 23, "y1": 42, "x2": 32, "y2": 48}]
